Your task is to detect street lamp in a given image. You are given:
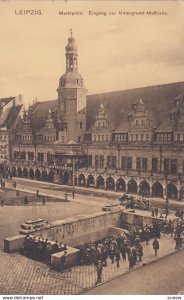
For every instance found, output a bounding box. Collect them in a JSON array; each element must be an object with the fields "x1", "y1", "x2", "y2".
[
  {"x1": 72, "y1": 156, "x2": 75, "y2": 199},
  {"x1": 165, "y1": 197, "x2": 169, "y2": 218}
]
